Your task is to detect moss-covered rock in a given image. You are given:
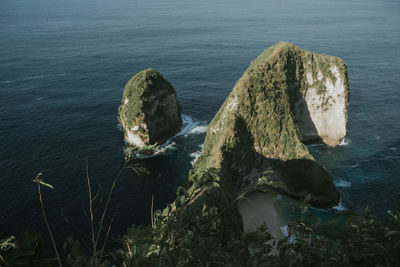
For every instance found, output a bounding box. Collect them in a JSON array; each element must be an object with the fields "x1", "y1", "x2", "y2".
[
  {"x1": 143, "y1": 43, "x2": 348, "y2": 253},
  {"x1": 114, "y1": 43, "x2": 349, "y2": 261},
  {"x1": 118, "y1": 69, "x2": 182, "y2": 148},
  {"x1": 190, "y1": 42, "x2": 348, "y2": 209}
]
